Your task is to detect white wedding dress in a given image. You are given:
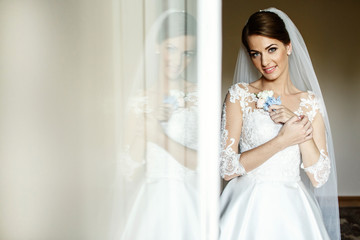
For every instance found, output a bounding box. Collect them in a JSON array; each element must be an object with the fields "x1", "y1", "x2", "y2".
[
  {"x1": 219, "y1": 83, "x2": 331, "y2": 240},
  {"x1": 121, "y1": 90, "x2": 199, "y2": 240}
]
